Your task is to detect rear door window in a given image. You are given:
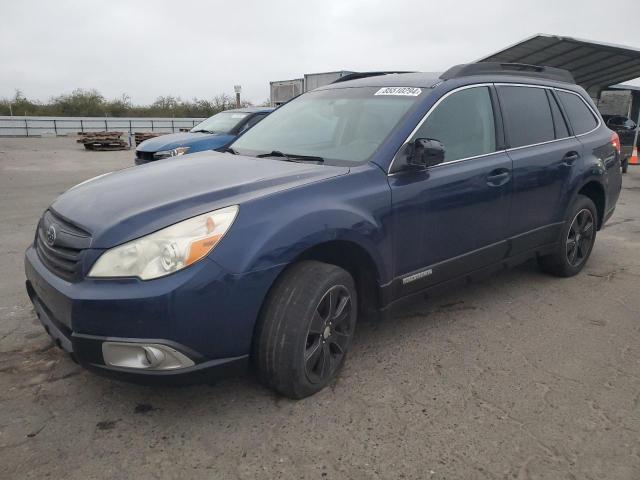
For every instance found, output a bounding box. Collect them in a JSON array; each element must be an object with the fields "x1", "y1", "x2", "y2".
[
  {"x1": 556, "y1": 91, "x2": 598, "y2": 135},
  {"x1": 498, "y1": 86, "x2": 555, "y2": 148},
  {"x1": 411, "y1": 86, "x2": 496, "y2": 162}
]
